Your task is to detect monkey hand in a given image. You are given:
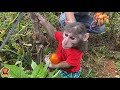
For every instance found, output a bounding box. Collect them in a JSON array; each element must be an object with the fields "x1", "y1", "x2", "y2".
[
  {"x1": 44, "y1": 55, "x2": 57, "y2": 69},
  {"x1": 44, "y1": 55, "x2": 51, "y2": 64},
  {"x1": 44, "y1": 55, "x2": 54, "y2": 72},
  {"x1": 48, "y1": 63, "x2": 57, "y2": 72},
  {"x1": 49, "y1": 63, "x2": 55, "y2": 69}
]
